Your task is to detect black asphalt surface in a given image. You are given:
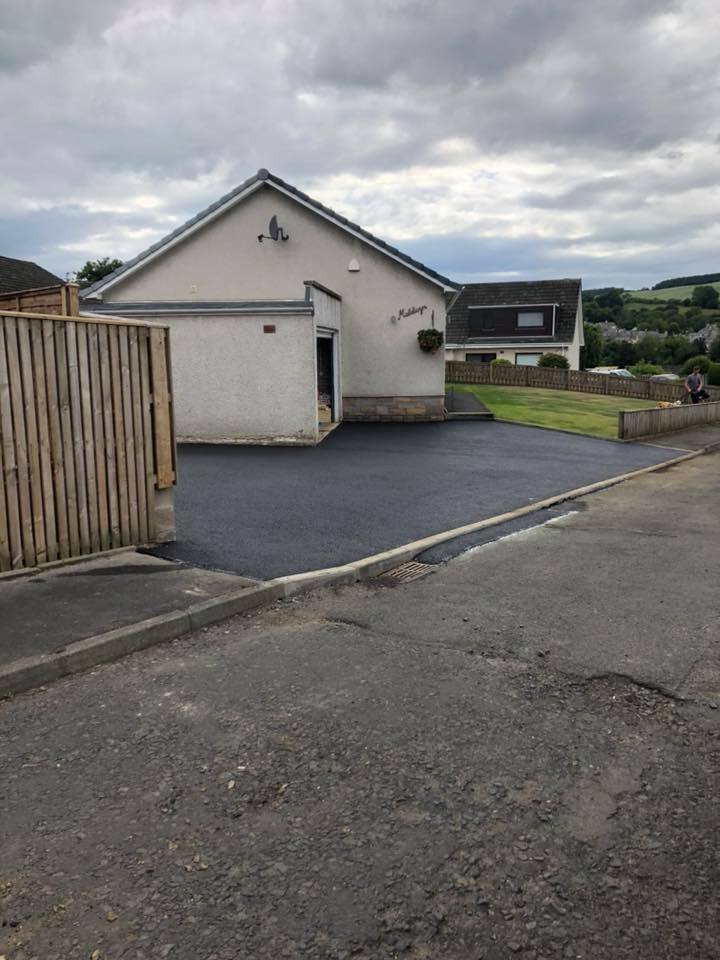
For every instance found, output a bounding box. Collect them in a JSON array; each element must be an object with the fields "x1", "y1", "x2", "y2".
[
  {"x1": 153, "y1": 421, "x2": 681, "y2": 579},
  {"x1": 2, "y1": 456, "x2": 718, "y2": 960}
]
